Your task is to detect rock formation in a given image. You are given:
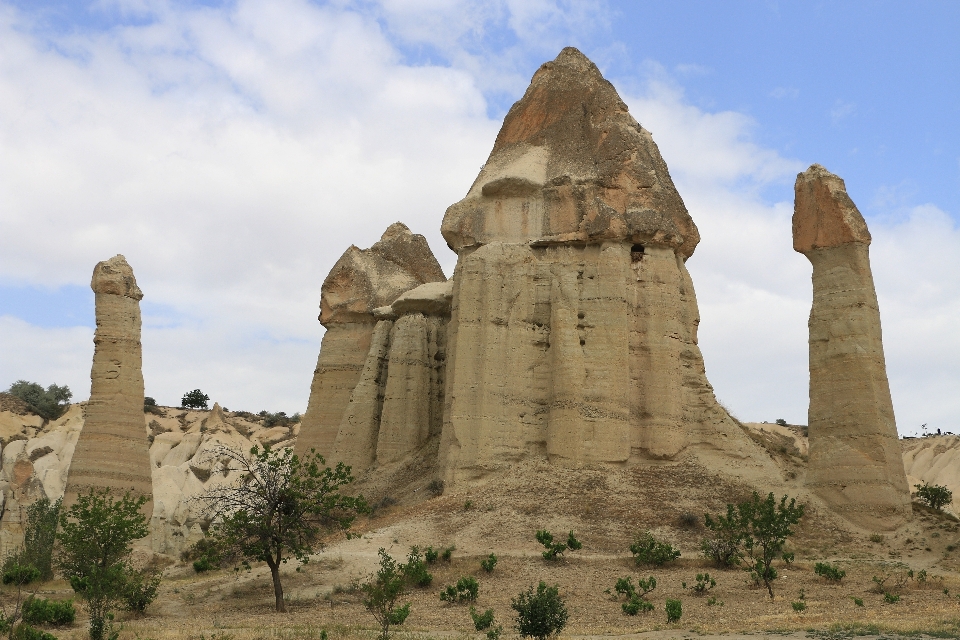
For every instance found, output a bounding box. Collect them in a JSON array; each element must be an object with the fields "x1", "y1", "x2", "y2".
[
  {"x1": 793, "y1": 164, "x2": 911, "y2": 530},
  {"x1": 436, "y1": 47, "x2": 761, "y2": 483},
  {"x1": 296, "y1": 223, "x2": 446, "y2": 463},
  {"x1": 63, "y1": 255, "x2": 153, "y2": 517}
]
